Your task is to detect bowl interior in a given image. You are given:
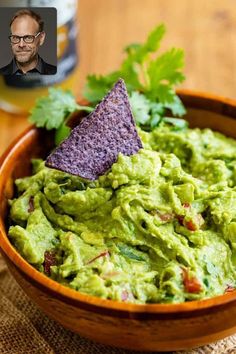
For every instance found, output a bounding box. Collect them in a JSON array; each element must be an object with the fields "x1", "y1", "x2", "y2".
[
  {"x1": 0, "y1": 129, "x2": 54, "y2": 222},
  {"x1": 1, "y1": 90, "x2": 236, "y2": 316}
]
